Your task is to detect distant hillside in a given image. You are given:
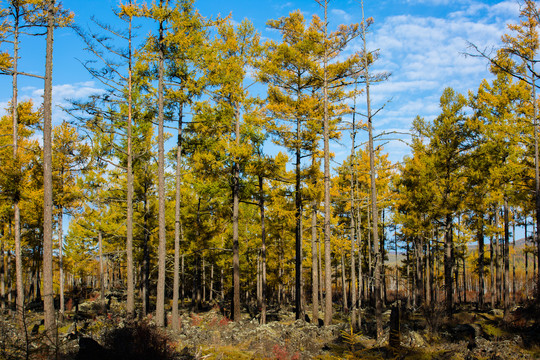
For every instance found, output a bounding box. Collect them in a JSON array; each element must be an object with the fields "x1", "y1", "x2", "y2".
[{"x1": 384, "y1": 237, "x2": 536, "y2": 267}]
